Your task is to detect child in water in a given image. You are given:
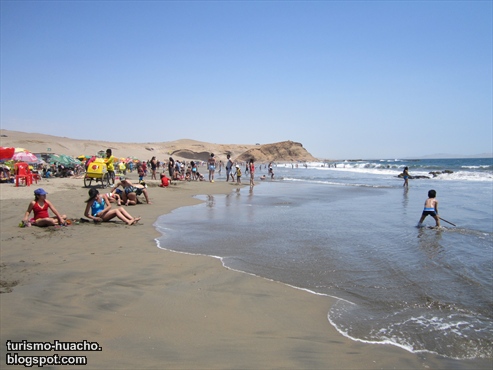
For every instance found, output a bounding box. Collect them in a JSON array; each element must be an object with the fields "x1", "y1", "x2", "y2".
[
  {"x1": 235, "y1": 165, "x2": 242, "y2": 184},
  {"x1": 417, "y1": 189, "x2": 440, "y2": 228}
]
